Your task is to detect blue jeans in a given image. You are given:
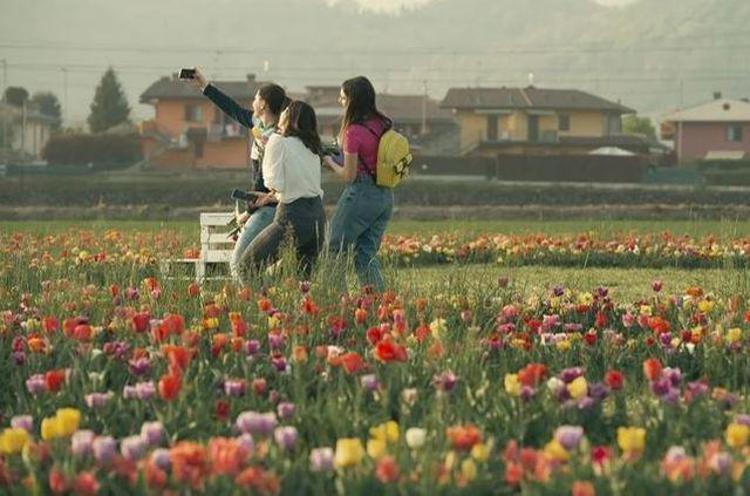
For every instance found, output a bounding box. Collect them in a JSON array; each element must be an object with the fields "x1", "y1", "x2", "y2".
[
  {"x1": 230, "y1": 205, "x2": 276, "y2": 280},
  {"x1": 328, "y1": 175, "x2": 393, "y2": 291}
]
